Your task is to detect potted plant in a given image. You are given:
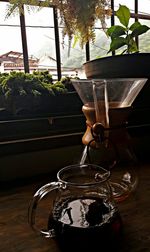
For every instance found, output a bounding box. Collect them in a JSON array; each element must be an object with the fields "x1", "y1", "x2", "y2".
[{"x1": 83, "y1": 4, "x2": 150, "y2": 110}]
